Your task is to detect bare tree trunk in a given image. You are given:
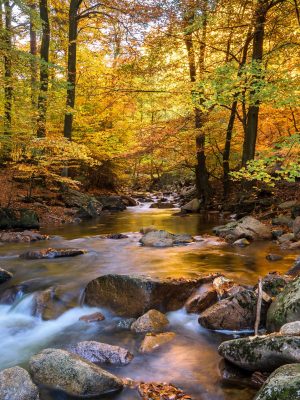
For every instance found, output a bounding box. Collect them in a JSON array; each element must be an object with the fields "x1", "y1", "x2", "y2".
[
  {"x1": 183, "y1": 1, "x2": 210, "y2": 205},
  {"x1": 223, "y1": 27, "x2": 253, "y2": 198},
  {"x1": 64, "y1": 0, "x2": 81, "y2": 140},
  {"x1": 29, "y1": 1, "x2": 38, "y2": 110},
  {"x1": 3, "y1": 0, "x2": 13, "y2": 136},
  {"x1": 242, "y1": 0, "x2": 268, "y2": 166},
  {"x1": 37, "y1": 0, "x2": 50, "y2": 138}
]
